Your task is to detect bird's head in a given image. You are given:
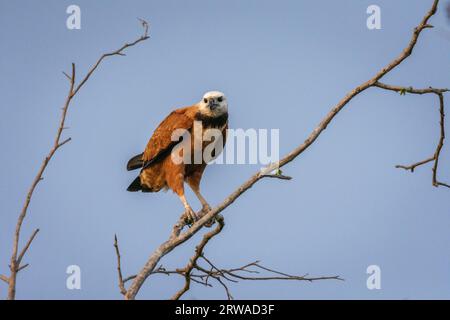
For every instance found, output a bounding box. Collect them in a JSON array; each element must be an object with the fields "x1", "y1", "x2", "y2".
[{"x1": 198, "y1": 91, "x2": 228, "y2": 117}]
